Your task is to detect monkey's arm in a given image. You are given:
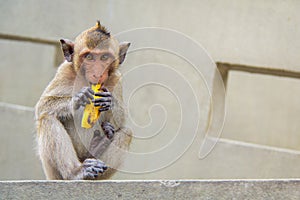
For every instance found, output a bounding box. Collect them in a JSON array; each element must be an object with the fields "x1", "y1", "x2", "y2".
[
  {"x1": 37, "y1": 115, "x2": 82, "y2": 179},
  {"x1": 36, "y1": 96, "x2": 106, "y2": 180}
]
